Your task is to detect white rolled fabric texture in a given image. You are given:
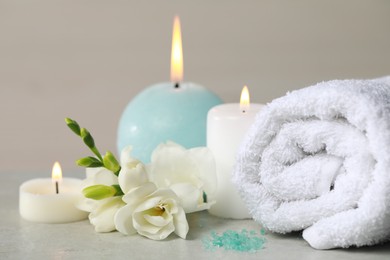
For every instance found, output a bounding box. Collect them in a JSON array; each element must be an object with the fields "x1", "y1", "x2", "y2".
[{"x1": 233, "y1": 77, "x2": 390, "y2": 249}]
